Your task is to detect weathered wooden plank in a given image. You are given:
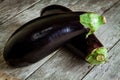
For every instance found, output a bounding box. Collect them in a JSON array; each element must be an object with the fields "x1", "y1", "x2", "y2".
[
  {"x1": 0, "y1": 0, "x2": 41, "y2": 24},
  {"x1": 26, "y1": 1, "x2": 120, "y2": 80},
  {"x1": 82, "y1": 41, "x2": 120, "y2": 80},
  {"x1": 0, "y1": 0, "x2": 119, "y2": 79},
  {"x1": 26, "y1": 48, "x2": 93, "y2": 80},
  {"x1": 0, "y1": 71, "x2": 21, "y2": 80}
]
